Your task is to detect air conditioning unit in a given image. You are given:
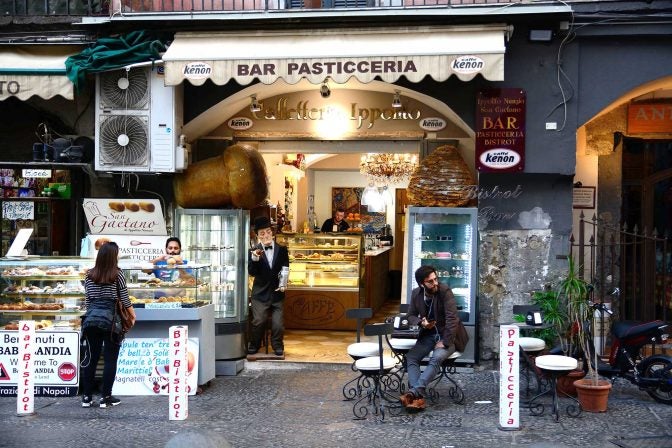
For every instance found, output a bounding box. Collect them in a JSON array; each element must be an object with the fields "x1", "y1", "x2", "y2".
[{"x1": 94, "y1": 66, "x2": 185, "y2": 173}]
